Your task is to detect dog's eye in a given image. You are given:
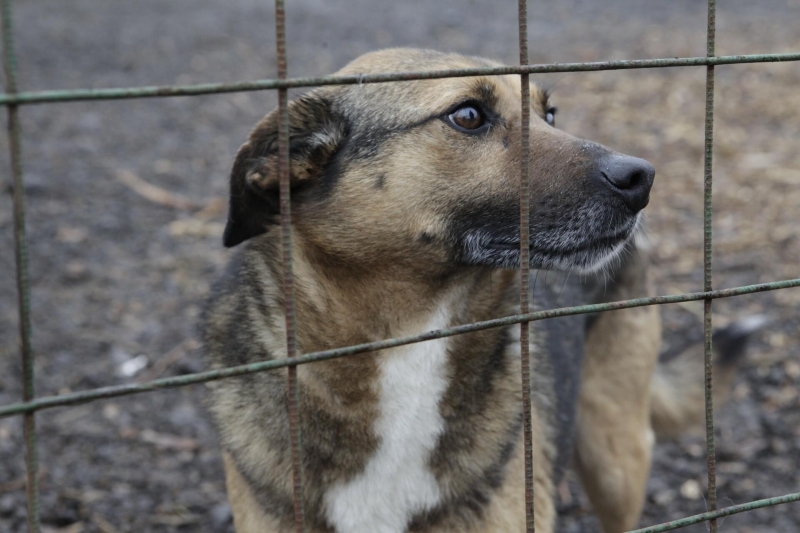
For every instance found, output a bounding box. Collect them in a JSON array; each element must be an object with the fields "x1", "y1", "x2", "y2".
[
  {"x1": 448, "y1": 105, "x2": 485, "y2": 131},
  {"x1": 545, "y1": 107, "x2": 557, "y2": 127}
]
